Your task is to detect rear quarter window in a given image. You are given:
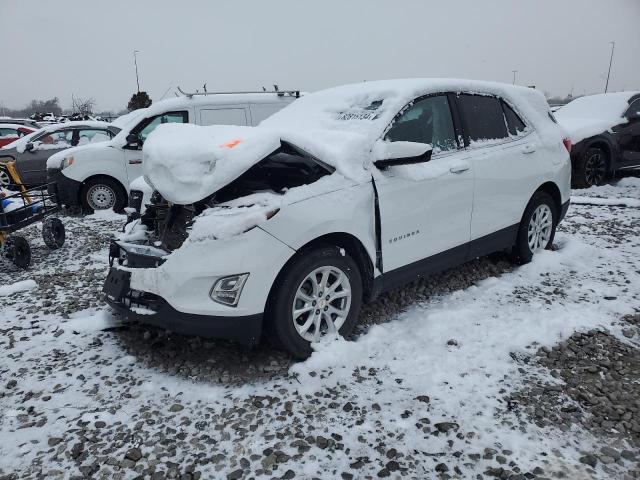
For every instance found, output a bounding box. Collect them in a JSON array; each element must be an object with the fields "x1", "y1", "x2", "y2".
[{"x1": 501, "y1": 100, "x2": 527, "y2": 135}]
